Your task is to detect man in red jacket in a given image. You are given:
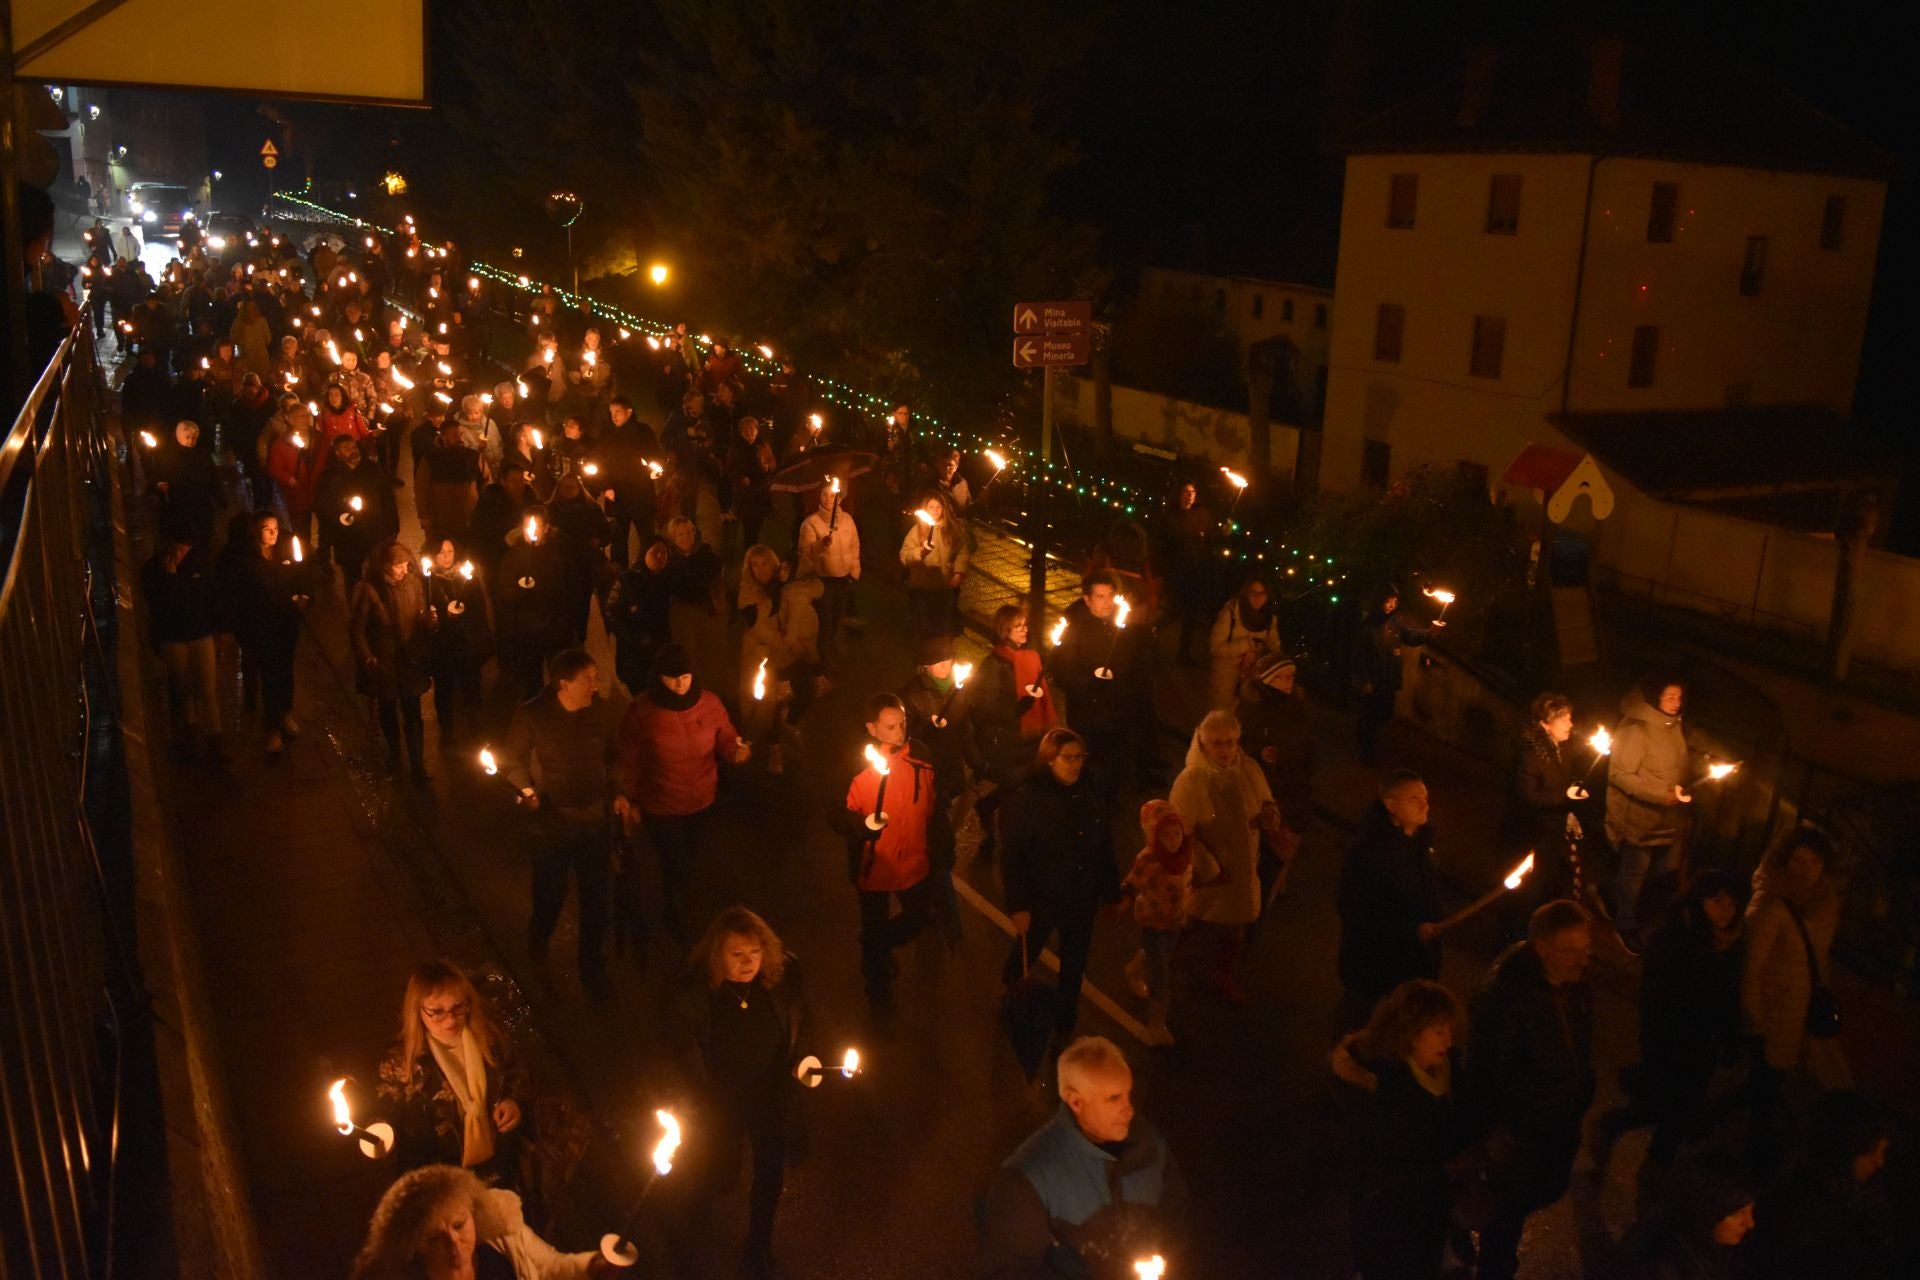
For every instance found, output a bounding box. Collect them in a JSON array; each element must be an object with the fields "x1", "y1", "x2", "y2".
[
  {"x1": 834, "y1": 693, "x2": 937, "y2": 1030},
  {"x1": 617, "y1": 645, "x2": 749, "y2": 948}
]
